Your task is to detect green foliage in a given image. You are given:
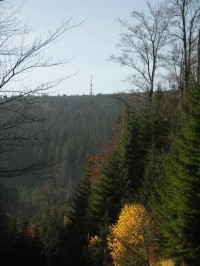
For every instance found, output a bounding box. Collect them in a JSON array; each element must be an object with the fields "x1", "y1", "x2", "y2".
[
  {"x1": 88, "y1": 151, "x2": 124, "y2": 233},
  {"x1": 121, "y1": 115, "x2": 146, "y2": 196},
  {"x1": 156, "y1": 84, "x2": 200, "y2": 264},
  {"x1": 139, "y1": 90, "x2": 178, "y2": 206}
]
